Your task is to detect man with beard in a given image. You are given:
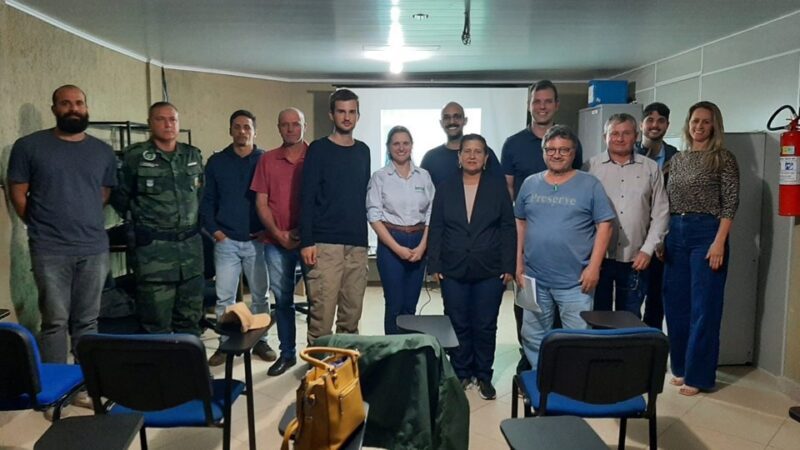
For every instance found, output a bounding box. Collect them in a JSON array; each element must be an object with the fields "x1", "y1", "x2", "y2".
[
  {"x1": 421, "y1": 101, "x2": 502, "y2": 186},
  {"x1": 300, "y1": 89, "x2": 370, "y2": 342},
  {"x1": 500, "y1": 80, "x2": 584, "y2": 373},
  {"x1": 112, "y1": 102, "x2": 205, "y2": 335},
  {"x1": 7, "y1": 85, "x2": 117, "y2": 365},
  {"x1": 635, "y1": 102, "x2": 678, "y2": 329}
]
